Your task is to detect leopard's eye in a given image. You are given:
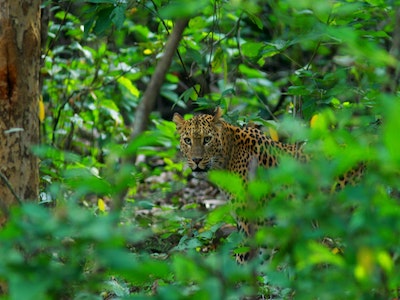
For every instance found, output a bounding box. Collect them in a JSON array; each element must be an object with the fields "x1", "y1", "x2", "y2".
[
  {"x1": 203, "y1": 136, "x2": 212, "y2": 144},
  {"x1": 184, "y1": 137, "x2": 192, "y2": 145}
]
